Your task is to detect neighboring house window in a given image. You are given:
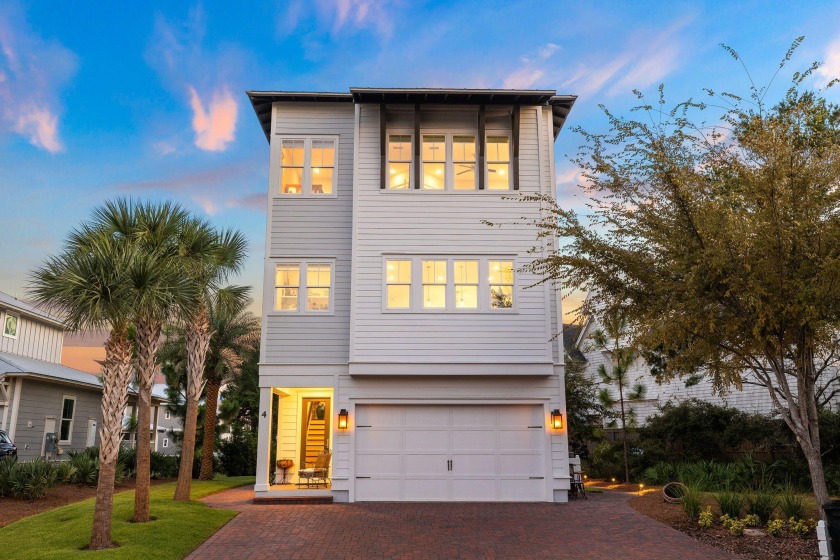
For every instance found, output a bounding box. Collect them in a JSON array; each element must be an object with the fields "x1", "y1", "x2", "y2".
[
  {"x1": 384, "y1": 257, "x2": 515, "y2": 312},
  {"x1": 279, "y1": 137, "x2": 337, "y2": 196},
  {"x1": 489, "y1": 260, "x2": 515, "y2": 308},
  {"x1": 3, "y1": 312, "x2": 18, "y2": 339},
  {"x1": 273, "y1": 261, "x2": 334, "y2": 313},
  {"x1": 486, "y1": 136, "x2": 511, "y2": 190},
  {"x1": 164, "y1": 410, "x2": 171, "y2": 420},
  {"x1": 385, "y1": 260, "x2": 412, "y2": 308},
  {"x1": 59, "y1": 396, "x2": 76, "y2": 444},
  {"x1": 163, "y1": 438, "x2": 169, "y2": 448},
  {"x1": 388, "y1": 135, "x2": 412, "y2": 190},
  {"x1": 453, "y1": 135, "x2": 477, "y2": 190},
  {"x1": 421, "y1": 134, "x2": 446, "y2": 190}
]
